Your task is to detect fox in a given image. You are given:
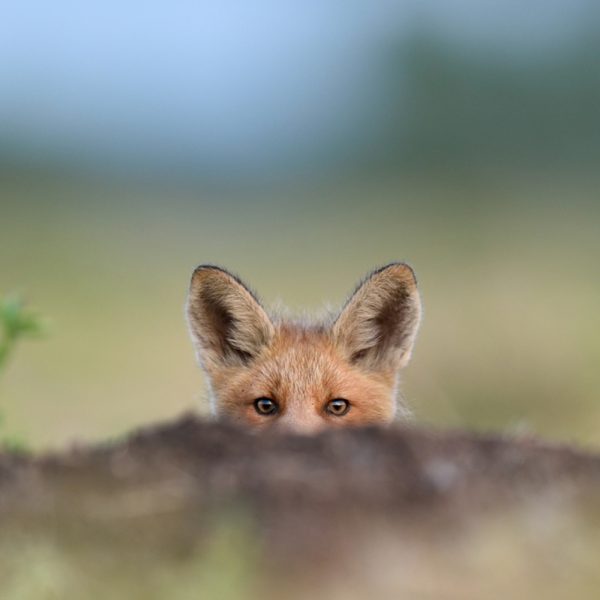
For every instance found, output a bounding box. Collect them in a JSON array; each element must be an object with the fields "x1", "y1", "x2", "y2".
[{"x1": 186, "y1": 263, "x2": 422, "y2": 433}]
